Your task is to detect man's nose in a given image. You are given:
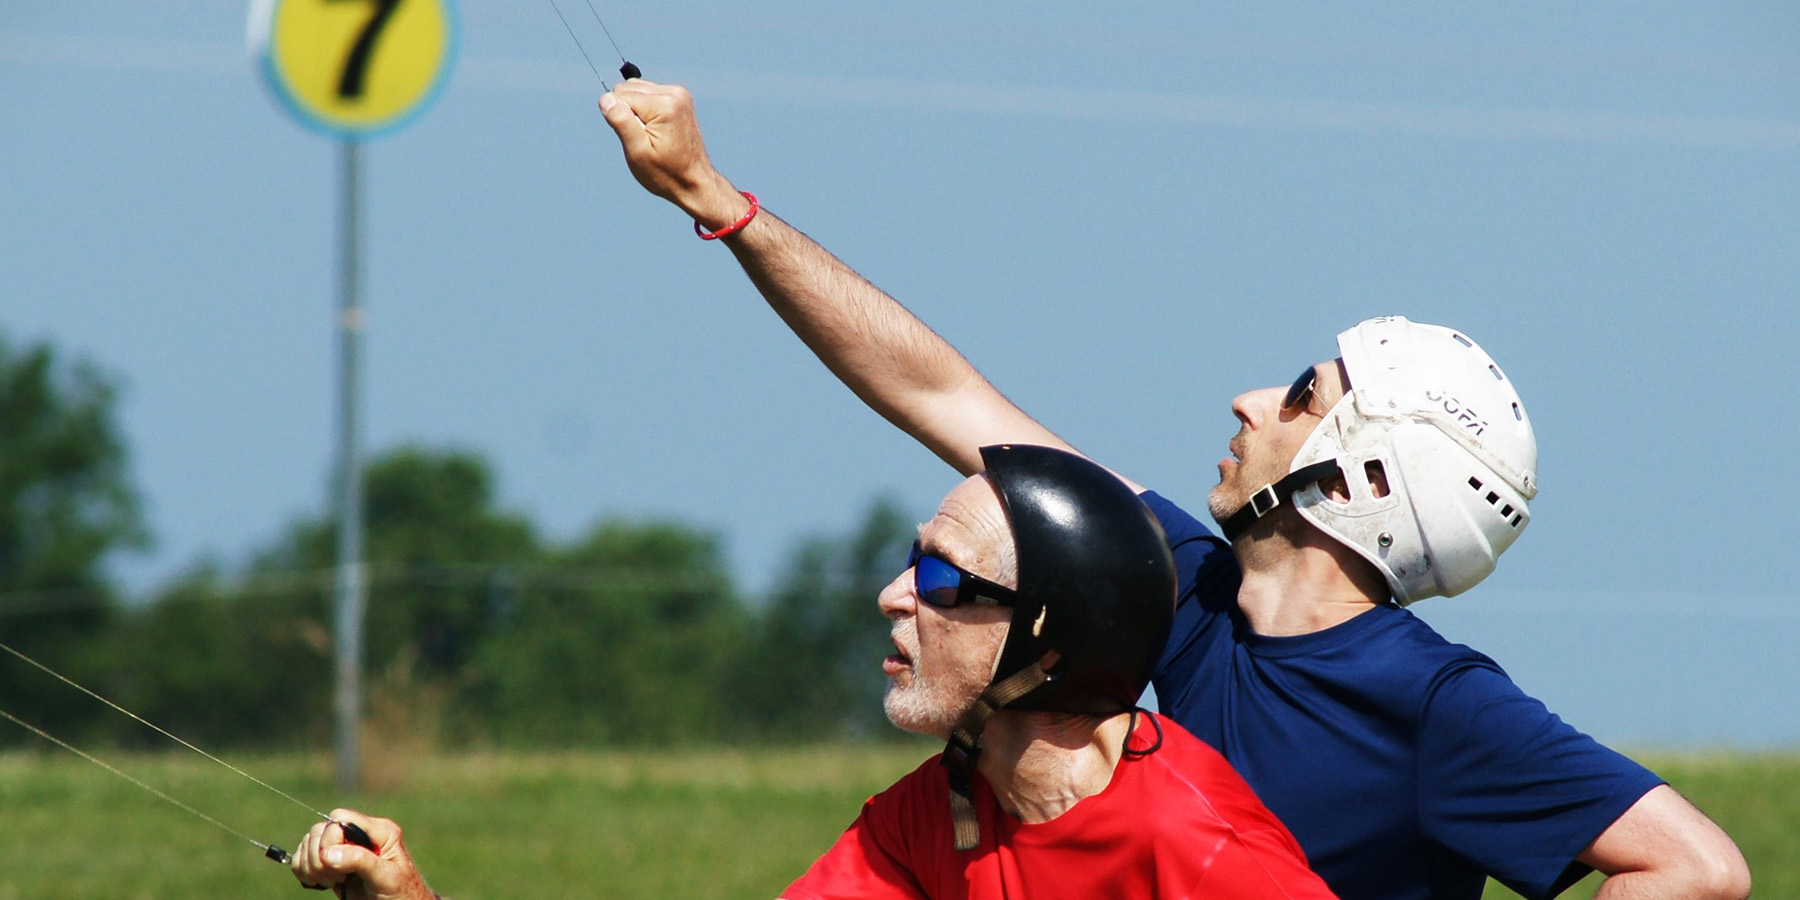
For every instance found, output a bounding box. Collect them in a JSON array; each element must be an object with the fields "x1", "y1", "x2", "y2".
[
  {"x1": 1231, "y1": 385, "x2": 1285, "y2": 428},
  {"x1": 877, "y1": 569, "x2": 916, "y2": 619}
]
